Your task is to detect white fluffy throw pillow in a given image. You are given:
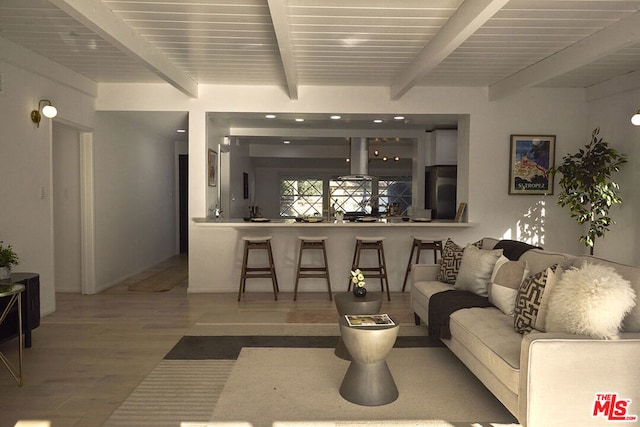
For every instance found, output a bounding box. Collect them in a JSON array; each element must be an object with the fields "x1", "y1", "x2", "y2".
[{"x1": 546, "y1": 262, "x2": 636, "y2": 339}]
